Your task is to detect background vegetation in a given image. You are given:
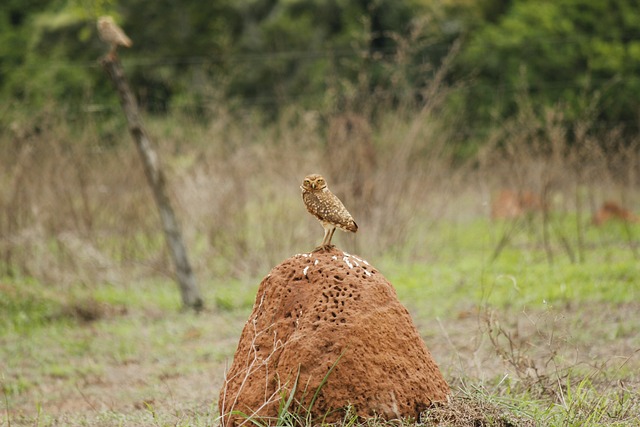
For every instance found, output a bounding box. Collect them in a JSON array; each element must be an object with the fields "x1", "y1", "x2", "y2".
[
  {"x1": 1, "y1": 0, "x2": 639, "y2": 426},
  {"x1": 3, "y1": 0, "x2": 640, "y2": 139}
]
